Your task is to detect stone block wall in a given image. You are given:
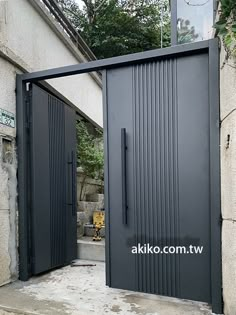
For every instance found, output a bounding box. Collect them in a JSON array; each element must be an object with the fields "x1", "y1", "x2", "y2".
[{"x1": 77, "y1": 168, "x2": 104, "y2": 201}]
